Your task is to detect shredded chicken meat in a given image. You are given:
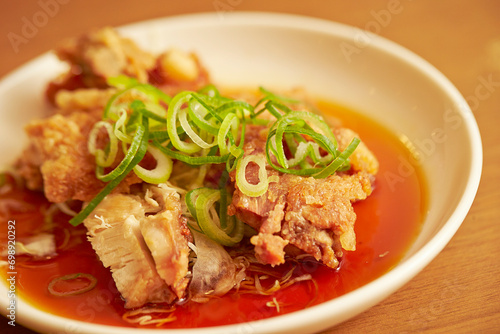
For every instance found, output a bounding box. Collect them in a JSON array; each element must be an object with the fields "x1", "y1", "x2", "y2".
[{"x1": 84, "y1": 183, "x2": 190, "y2": 308}]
